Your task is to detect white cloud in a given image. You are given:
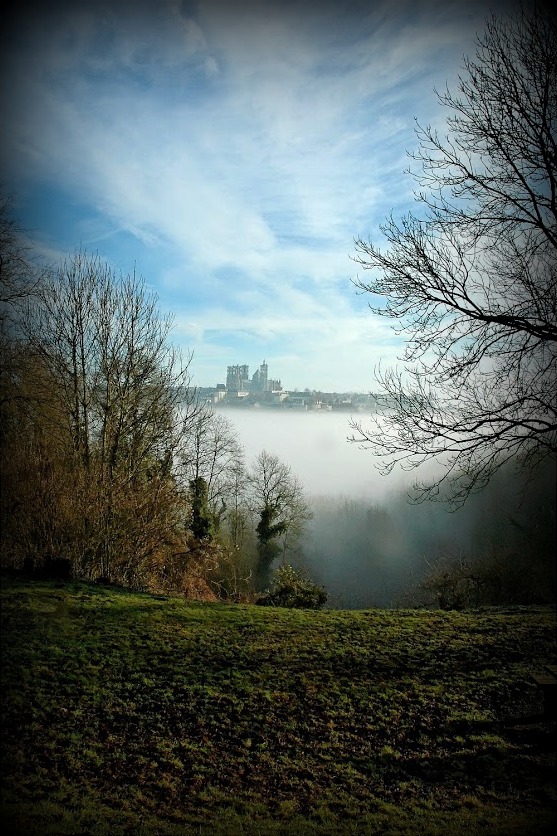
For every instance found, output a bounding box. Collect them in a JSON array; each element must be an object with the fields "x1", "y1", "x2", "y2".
[{"x1": 1, "y1": 0, "x2": 521, "y2": 390}]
